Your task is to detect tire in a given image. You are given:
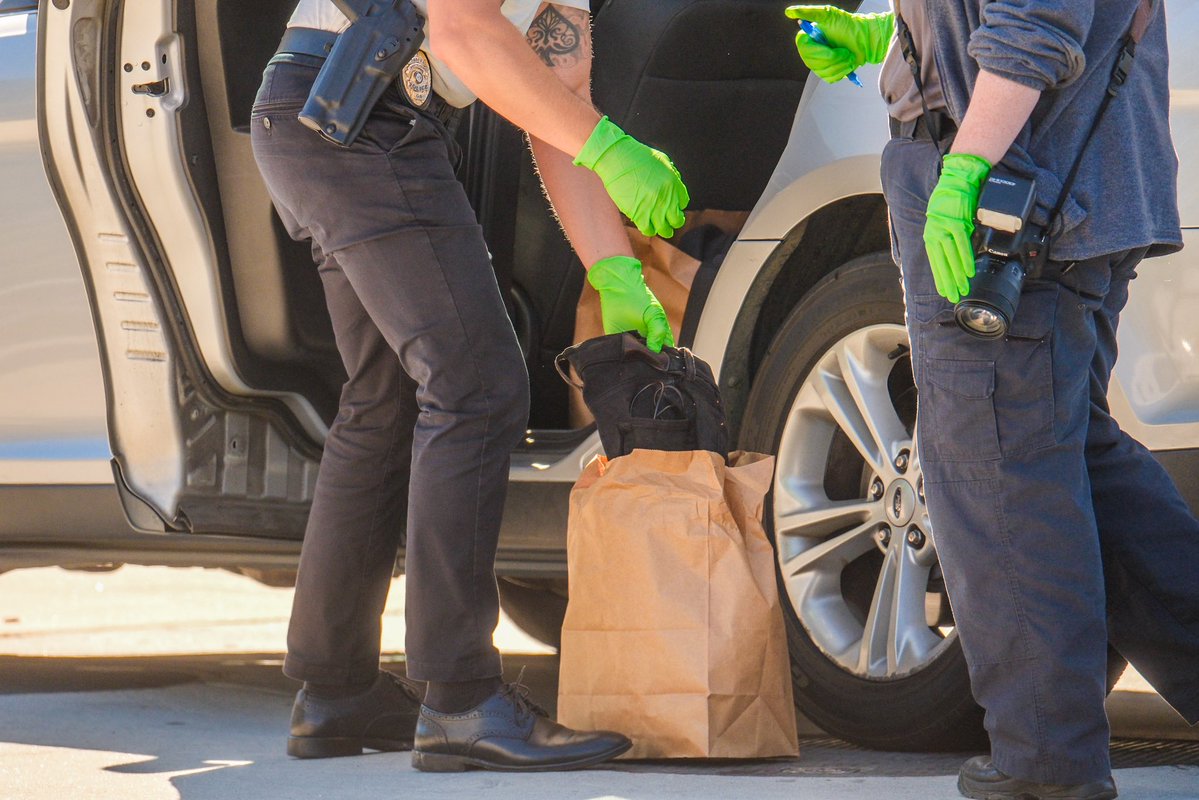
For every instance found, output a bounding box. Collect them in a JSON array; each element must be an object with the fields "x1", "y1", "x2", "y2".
[
  {"x1": 497, "y1": 577, "x2": 568, "y2": 650},
  {"x1": 740, "y1": 252, "x2": 987, "y2": 751}
]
